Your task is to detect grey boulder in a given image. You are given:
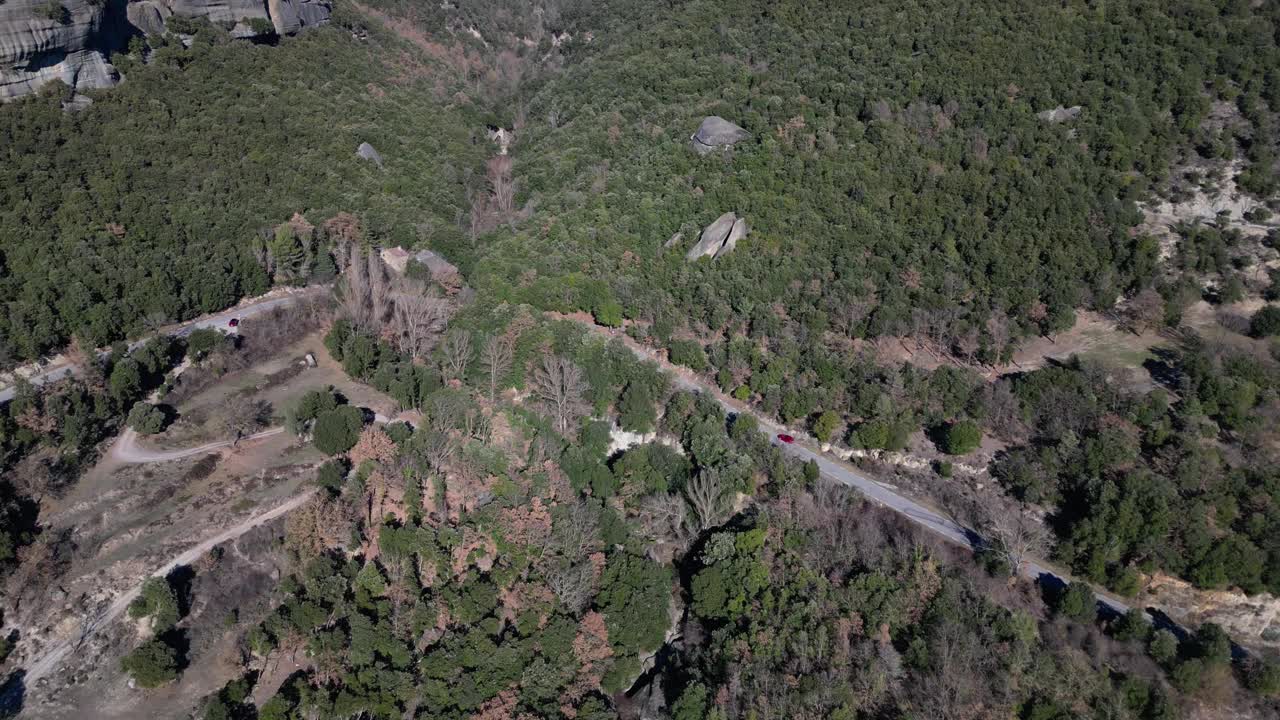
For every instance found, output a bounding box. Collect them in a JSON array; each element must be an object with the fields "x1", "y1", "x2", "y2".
[
  {"x1": 1037, "y1": 105, "x2": 1082, "y2": 123},
  {"x1": 357, "y1": 142, "x2": 384, "y2": 168},
  {"x1": 686, "y1": 212, "x2": 746, "y2": 261},
  {"x1": 690, "y1": 116, "x2": 750, "y2": 154}
]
